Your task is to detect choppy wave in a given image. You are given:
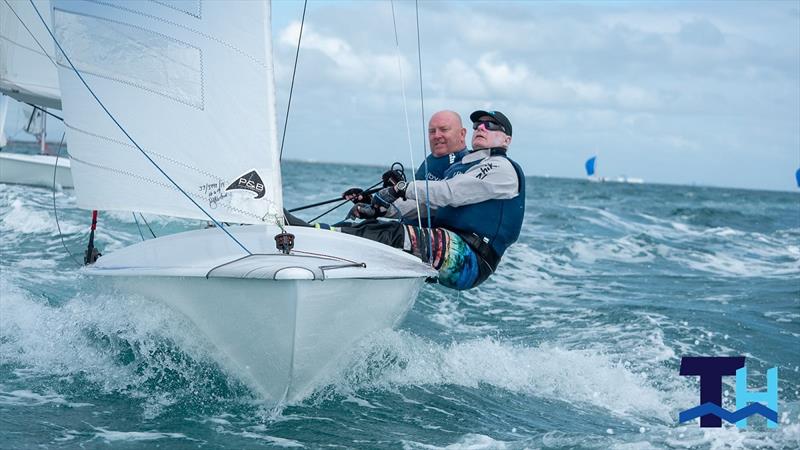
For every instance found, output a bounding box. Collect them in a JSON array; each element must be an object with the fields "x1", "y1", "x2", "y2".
[
  {"x1": 318, "y1": 330, "x2": 676, "y2": 422},
  {"x1": 1, "y1": 167, "x2": 798, "y2": 448}
]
